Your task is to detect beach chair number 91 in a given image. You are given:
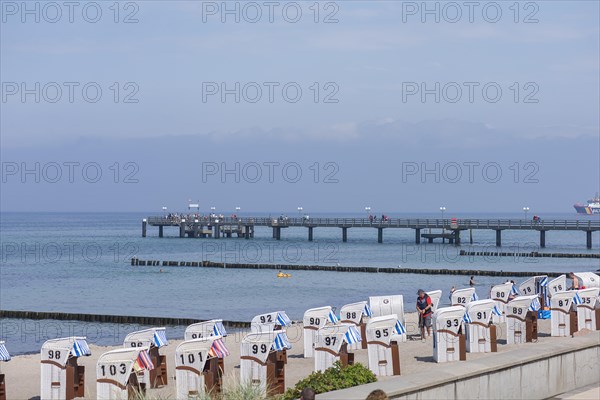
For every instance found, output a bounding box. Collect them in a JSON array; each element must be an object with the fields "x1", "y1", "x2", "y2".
[
  {"x1": 180, "y1": 353, "x2": 203, "y2": 364},
  {"x1": 48, "y1": 350, "x2": 61, "y2": 359},
  {"x1": 324, "y1": 337, "x2": 337, "y2": 346},
  {"x1": 100, "y1": 364, "x2": 127, "y2": 376},
  {"x1": 259, "y1": 315, "x2": 273, "y2": 323},
  {"x1": 446, "y1": 319, "x2": 459, "y2": 328},
  {"x1": 309, "y1": 317, "x2": 321, "y2": 325},
  {"x1": 190, "y1": 333, "x2": 203, "y2": 339},
  {"x1": 374, "y1": 329, "x2": 389, "y2": 338},
  {"x1": 476, "y1": 311, "x2": 487, "y2": 320},
  {"x1": 252, "y1": 344, "x2": 268, "y2": 354}
]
